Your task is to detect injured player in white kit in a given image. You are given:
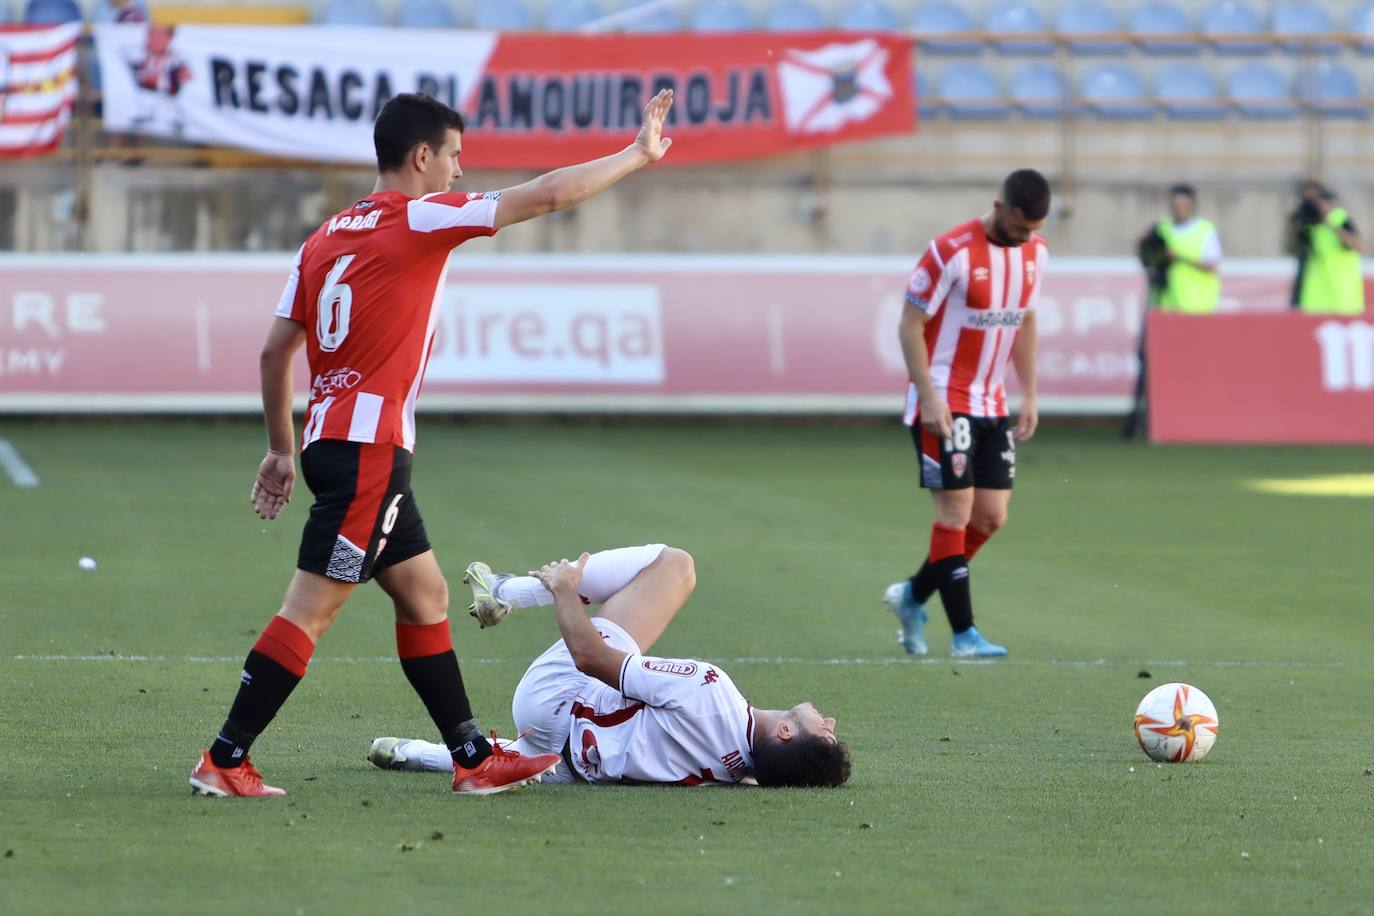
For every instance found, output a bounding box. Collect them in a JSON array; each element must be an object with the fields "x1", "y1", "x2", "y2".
[{"x1": 368, "y1": 544, "x2": 851, "y2": 787}]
